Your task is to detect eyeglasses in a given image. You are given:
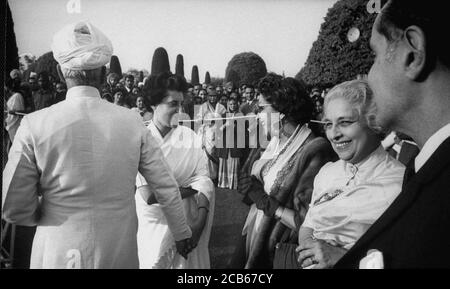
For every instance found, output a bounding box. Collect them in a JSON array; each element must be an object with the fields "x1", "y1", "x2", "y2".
[{"x1": 311, "y1": 118, "x2": 359, "y2": 131}]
